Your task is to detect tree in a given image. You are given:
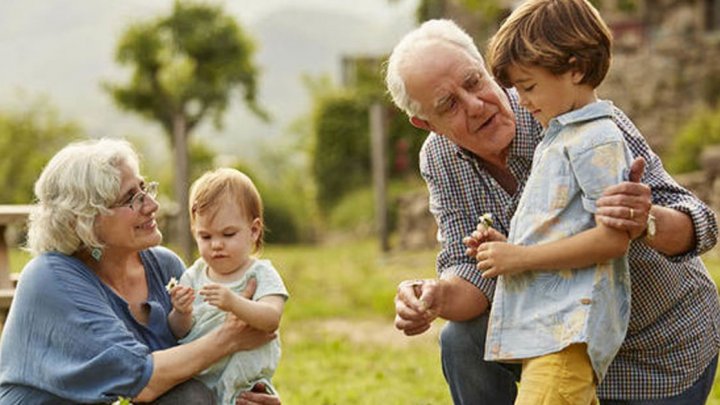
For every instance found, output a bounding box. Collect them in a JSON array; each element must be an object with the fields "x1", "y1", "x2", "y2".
[
  {"x1": 0, "y1": 97, "x2": 82, "y2": 204},
  {"x1": 105, "y1": 1, "x2": 267, "y2": 261}
]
